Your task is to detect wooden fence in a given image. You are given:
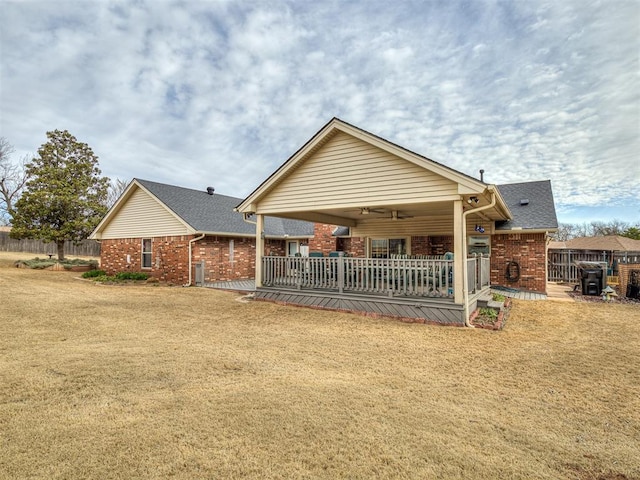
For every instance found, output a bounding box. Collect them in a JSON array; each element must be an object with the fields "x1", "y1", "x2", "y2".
[
  {"x1": 547, "y1": 249, "x2": 640, "y2": 283},
  {"x1": 0, "y1": 231, "x2": 101, "y2": 257}
]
